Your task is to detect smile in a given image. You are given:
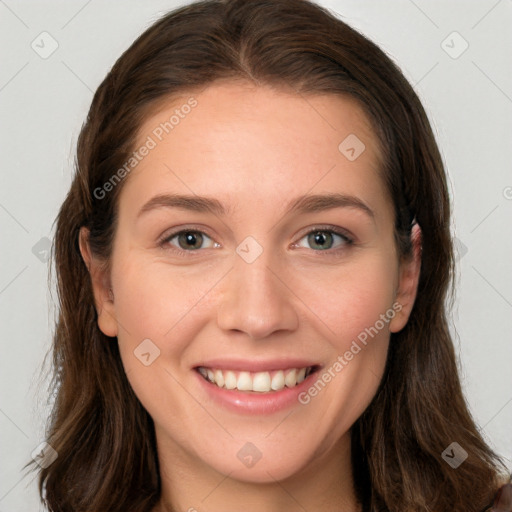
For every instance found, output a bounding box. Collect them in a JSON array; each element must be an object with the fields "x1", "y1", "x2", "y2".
[{"x1": 196, "y1": 366, "x2": 317, "y2": 393}]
